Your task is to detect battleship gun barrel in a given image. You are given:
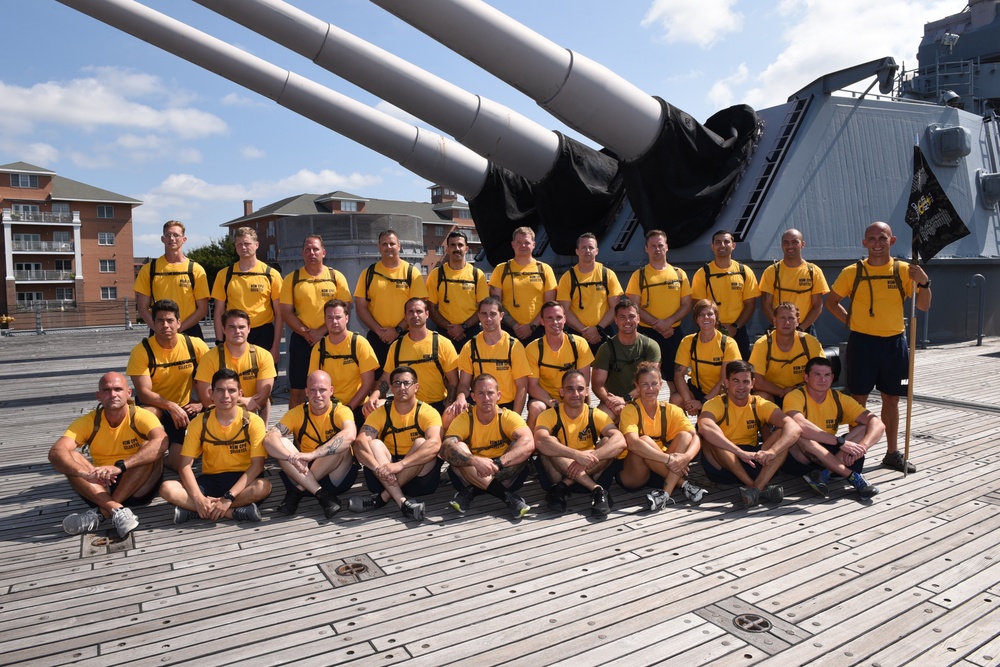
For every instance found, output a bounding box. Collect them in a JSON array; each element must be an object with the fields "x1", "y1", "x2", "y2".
[
  {"x1": 371, "y1": 0, "x2": 664, "y2": 161},
  {"x1": 54, "y1": 0, "x2": 489, "y2": 197},
  {"x1": 194, "y1": 0, "x2": 560, "y2": 182}
]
